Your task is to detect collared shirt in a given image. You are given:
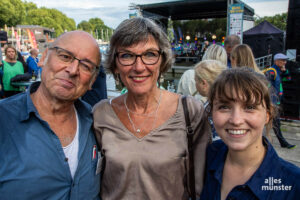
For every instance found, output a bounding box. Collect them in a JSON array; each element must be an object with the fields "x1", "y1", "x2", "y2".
[
  {"x1": 200, "y1": 138, "x2": 300, "y2": 200},
  {"x1": 0, "y1": 82, "x2": 100, "y2": 200}
]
